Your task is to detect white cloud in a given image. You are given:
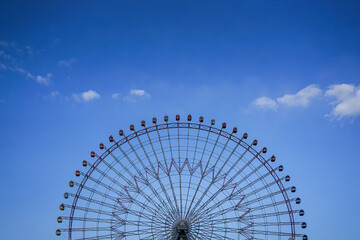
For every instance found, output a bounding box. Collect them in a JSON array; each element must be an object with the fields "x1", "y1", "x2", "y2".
[
  {"x1": 25, "y1": 72, "x2": 52, "y2": 85},
  {"x1": 124, "y1": 89, "x2": 151, "y2": 102},
  {"x1": 253, "y1": 96, "x2": 278, "y2": 109},
  {"x1": 58, "y1": 58, "x2": 76, "y2": 68},
  {"x1": 252, "y1": 83, "x2": 360, "y2": 121},
  {"x1": 325, "y1": 84, "x2": 360, "y2": 119},
  {"x1": 50, "y1": 91, "x2": 61, "y2": 97},
  {"x1": 82, "y1": 90, "x2": 101, "y2": 102},
  {"x1": 277, "y1": 84, "x2": 322, "y2": 107},
  {"x1": 35, "y1": 73, "x2": 52, "y2": 85},
  {"x1": 26, "y1": 72, "x2": 34, "y2": 79},
  {"x1": 253, "y1": 84, "x2": 322, "y2": 111},
  {"x1": 130, "y1": 89, "x2": 150, "y2": 97},
  {"x1": 325, "y1": 84, "x2": 355, "y2": 101},
  {"x1": 0, "y1": 43, "x2": 53, "y2": 86},
  {"x1": 73, "y1": 90, "x2": 101, "y2": 102},
  {"x1": 15, "y1": 67, "x2": 25, "y2": 74},
  {"x1": 111, "y1": 93, "x2": 121, "y2": 99}
]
